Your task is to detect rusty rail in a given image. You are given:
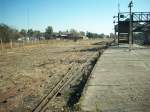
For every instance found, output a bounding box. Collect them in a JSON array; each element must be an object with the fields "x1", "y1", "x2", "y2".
[{"x1": 32, "y1": 63, "x2": 80, "y2": 112}]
